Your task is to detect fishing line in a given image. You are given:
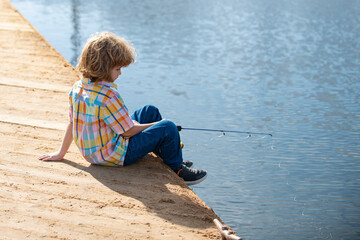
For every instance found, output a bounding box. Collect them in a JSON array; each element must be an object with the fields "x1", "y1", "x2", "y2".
[{"x1": 176, "y1": 125, "x2": 273, "y2": 137}]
